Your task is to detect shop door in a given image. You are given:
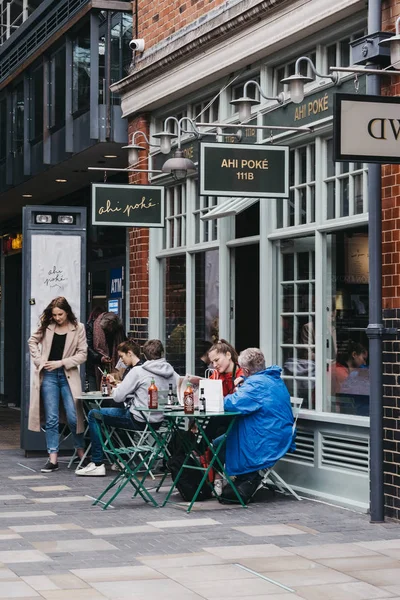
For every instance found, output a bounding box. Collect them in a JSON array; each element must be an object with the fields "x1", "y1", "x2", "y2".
[
  {"x1": 232, "y1": 244, "x2": 260, "y2": 353},
  {"x1": 3, "y1": 253, "x2": 22, "y2": 407},
  {"x1": 88, "y1": 257, "x2": 126, "y2": 327}
]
